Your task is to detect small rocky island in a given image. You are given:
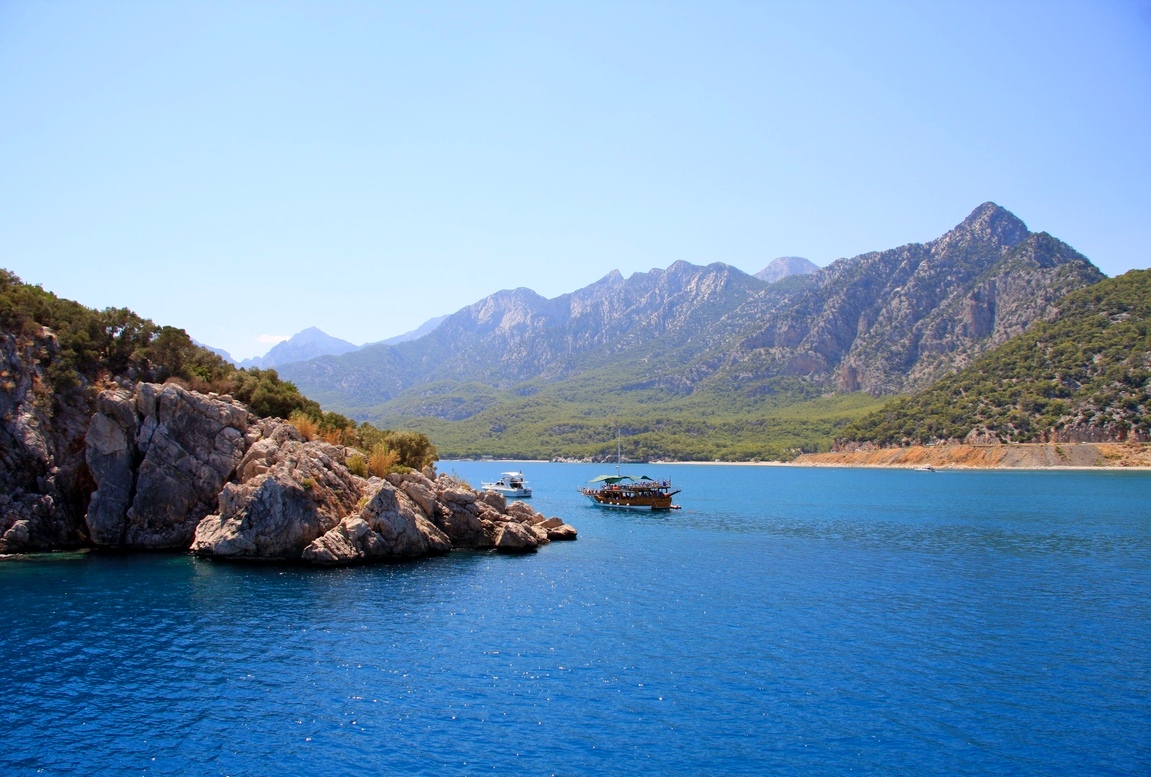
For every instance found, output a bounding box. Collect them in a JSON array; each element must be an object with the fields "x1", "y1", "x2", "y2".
[{"x1": 5, "y1": 381, "x2": 576, "y2": 563}]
